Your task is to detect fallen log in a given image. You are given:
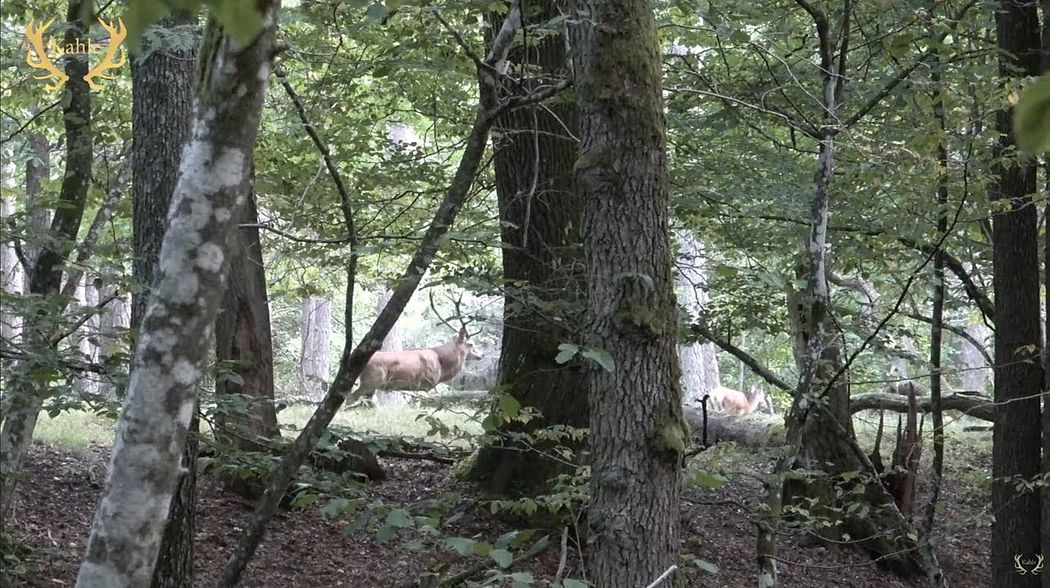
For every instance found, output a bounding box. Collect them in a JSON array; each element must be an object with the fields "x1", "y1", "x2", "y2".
[
  {"x1": 683, "y1": 407, "x2": 784, "y2": 447},
  {"x1": 849, "y1": 391, "x2": 995, "y2": 423}
]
